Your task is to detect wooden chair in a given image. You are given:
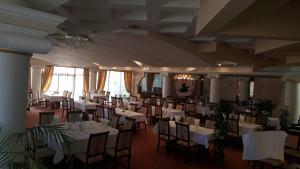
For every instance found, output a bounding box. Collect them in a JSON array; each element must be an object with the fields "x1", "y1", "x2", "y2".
[
  {"x1": 110, "y1": 114, "x2": 121, "y2": 129},
  {"x1": 107, "y1": 108, "x2": 116, "y2": 122},
  {"x1": 62, "y1": 97, "x2": 70, "y2": 113},
  {"x1": 130, "y1": 96, "x2": 137, "y2": 102},
  {"x1": 157, "y1": 119, "x2": 176, "y2": 152},
  {"x1": 149, "y1": 97, "x2": 156, "y2": 106},
  {"x1": 245, "y1": 114, "x2": 257, "y2": 124},
  {"x1": 123, "y1": 117, "x2": 136, "y2": 130},
  {"x1": 186, "y1": 116, "x2": 196, "y2": 125},
  {"x1": 205, "y1": 119, "x2": 215, "y2": 129},
  {"x1": 92, "y1": 96, "x2": 99, "y2": 103},
  {"x1": 137, "y1": 106, "x2": 148, "y2": 132},
  {"x1": 175, "y1": 122, "x2": 197, "y2": 160},
  {"x1": 111, "y1": 97, "x2": 117, "y2": 108},
  {"x1": 155, "y1": 106, "x2": 163, "y2": 121},
  {"x1": 100, "y1": 91, "x2": 106, "y2": 95},
  {"x1": 39, "y1": 112, "x2": 55, "y2": 125},
  {"x1": 95, "y1": 106, "x2": 105, "y2": 122},
  {"x1": 67, "y1": 111, "x2": 82, "y2": 122},
  {"x1": 106, "y1": 129, "x2": 134, "y2": 169},
  {"x1": 176, "y1": 104, "x2": 184, "y2": 111},
  {"x1": 99, "y1": 98, "x2": 105, "y2": 107},
  {"x1": 117, "y1": 97, "x2": 124, "y2": 108},
  {"x1": 129, "y1": 103, "x2": 137, "y2": 112},
  {"x1": 185, "y1": 103, "x2": 196, "y2": 117},
  {"x1": 74, "y1": 132, "x2": 109, "y2": 168},
  {"x1": 34, "y1": 91, "x2": 47, "y2": 108},
  {"x1": 227, "y1": 118, "x2": 240, "y2": 140}
]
